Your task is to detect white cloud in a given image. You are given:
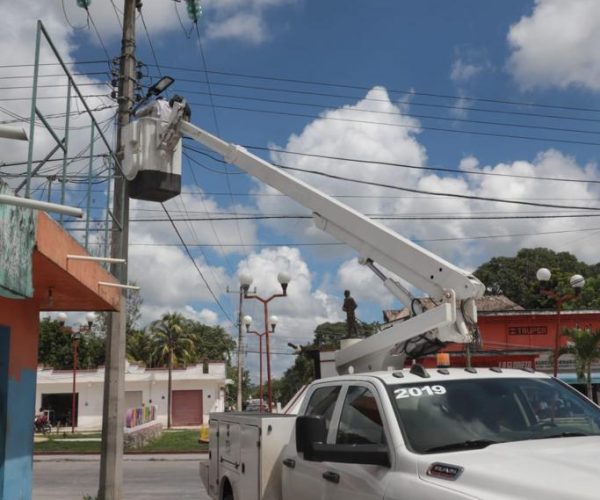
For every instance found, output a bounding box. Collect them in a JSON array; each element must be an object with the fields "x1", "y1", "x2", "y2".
[
  {"x1": 245, "y1": 86, "x2": 600, "y2": 289},
  {"x1": 337, "y1": 258, "x2": 394, "y2": 310},
  {"x1": 450, "y1": 46, "x2": 492, "y2": 84},
  {"x1": 507, "y1": 0, "x2": 600, "y2": 90},
  {"x1": 204, "y1": 12, "x2": 267, "y2": 44},
  {"x1": 56, "y1": 0, "x2": 293, "y2": 45},
  {"x1": 451, "y1": 59, "x2": 483, "y2": 83}
]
